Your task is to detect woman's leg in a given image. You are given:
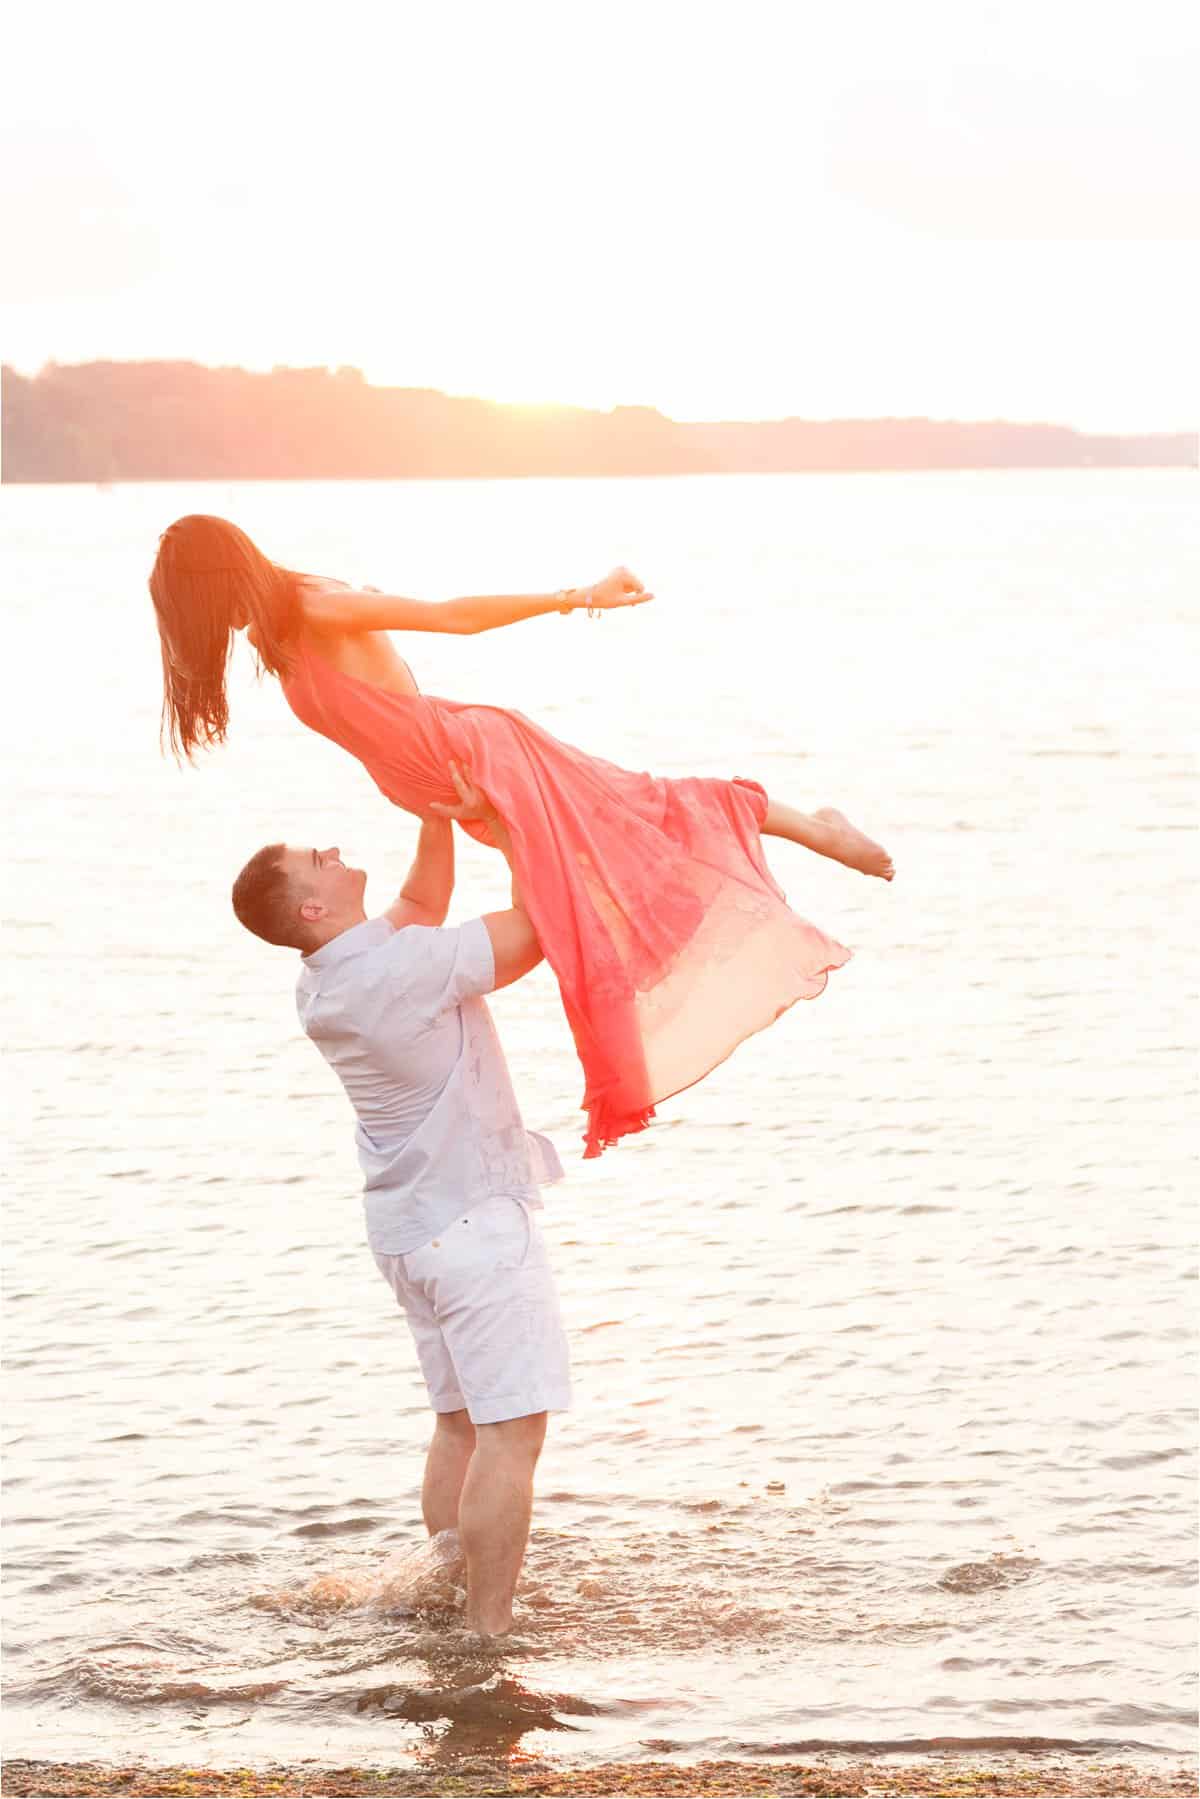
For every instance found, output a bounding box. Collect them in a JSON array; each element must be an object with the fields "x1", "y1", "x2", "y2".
[{"x1": 763, "y1": 800, "x2": 894, "y2": 880}]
